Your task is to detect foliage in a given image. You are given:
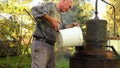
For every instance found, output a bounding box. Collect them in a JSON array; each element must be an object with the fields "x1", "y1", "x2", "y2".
[
  {"x1": 104, "y1": 0, "x2": 120, "y2": 36},
  {"x1": 0, "y1": 0, "x2": 34, "y2": 56},
  {"x1": 0, "y1": 0, "x2": 34, "y2": 40},
  {"x1": 0, "y1": 40, "x2": 20, "y2": 56}
]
